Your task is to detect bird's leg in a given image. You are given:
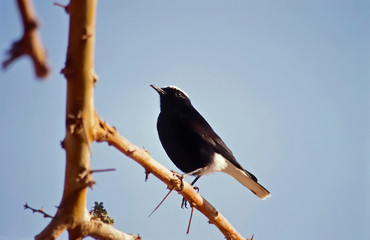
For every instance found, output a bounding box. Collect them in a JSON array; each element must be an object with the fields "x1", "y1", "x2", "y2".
[
  {"x1": 167, "y1": 169, "x2": 203, "y2": 209},
  {"x1": 181, "y1": 176, "x2": 200, "y2": 208},
  {"x1": 183, "y1": 166, "x2": 207, "y2": 177}
]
